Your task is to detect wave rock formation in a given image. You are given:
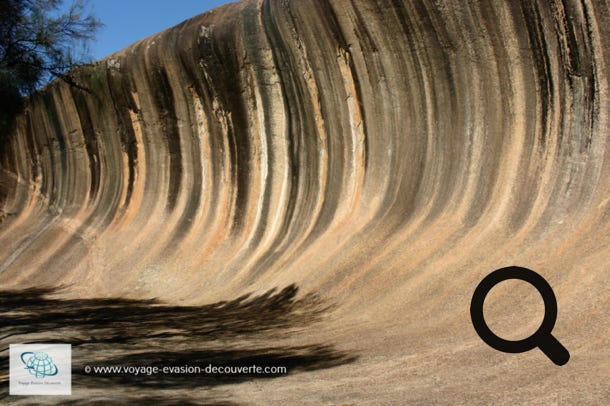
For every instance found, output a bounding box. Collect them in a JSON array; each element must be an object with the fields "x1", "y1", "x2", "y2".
[{"x1": 1, "y1": 0, "x2": 609, "y2": 403}]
